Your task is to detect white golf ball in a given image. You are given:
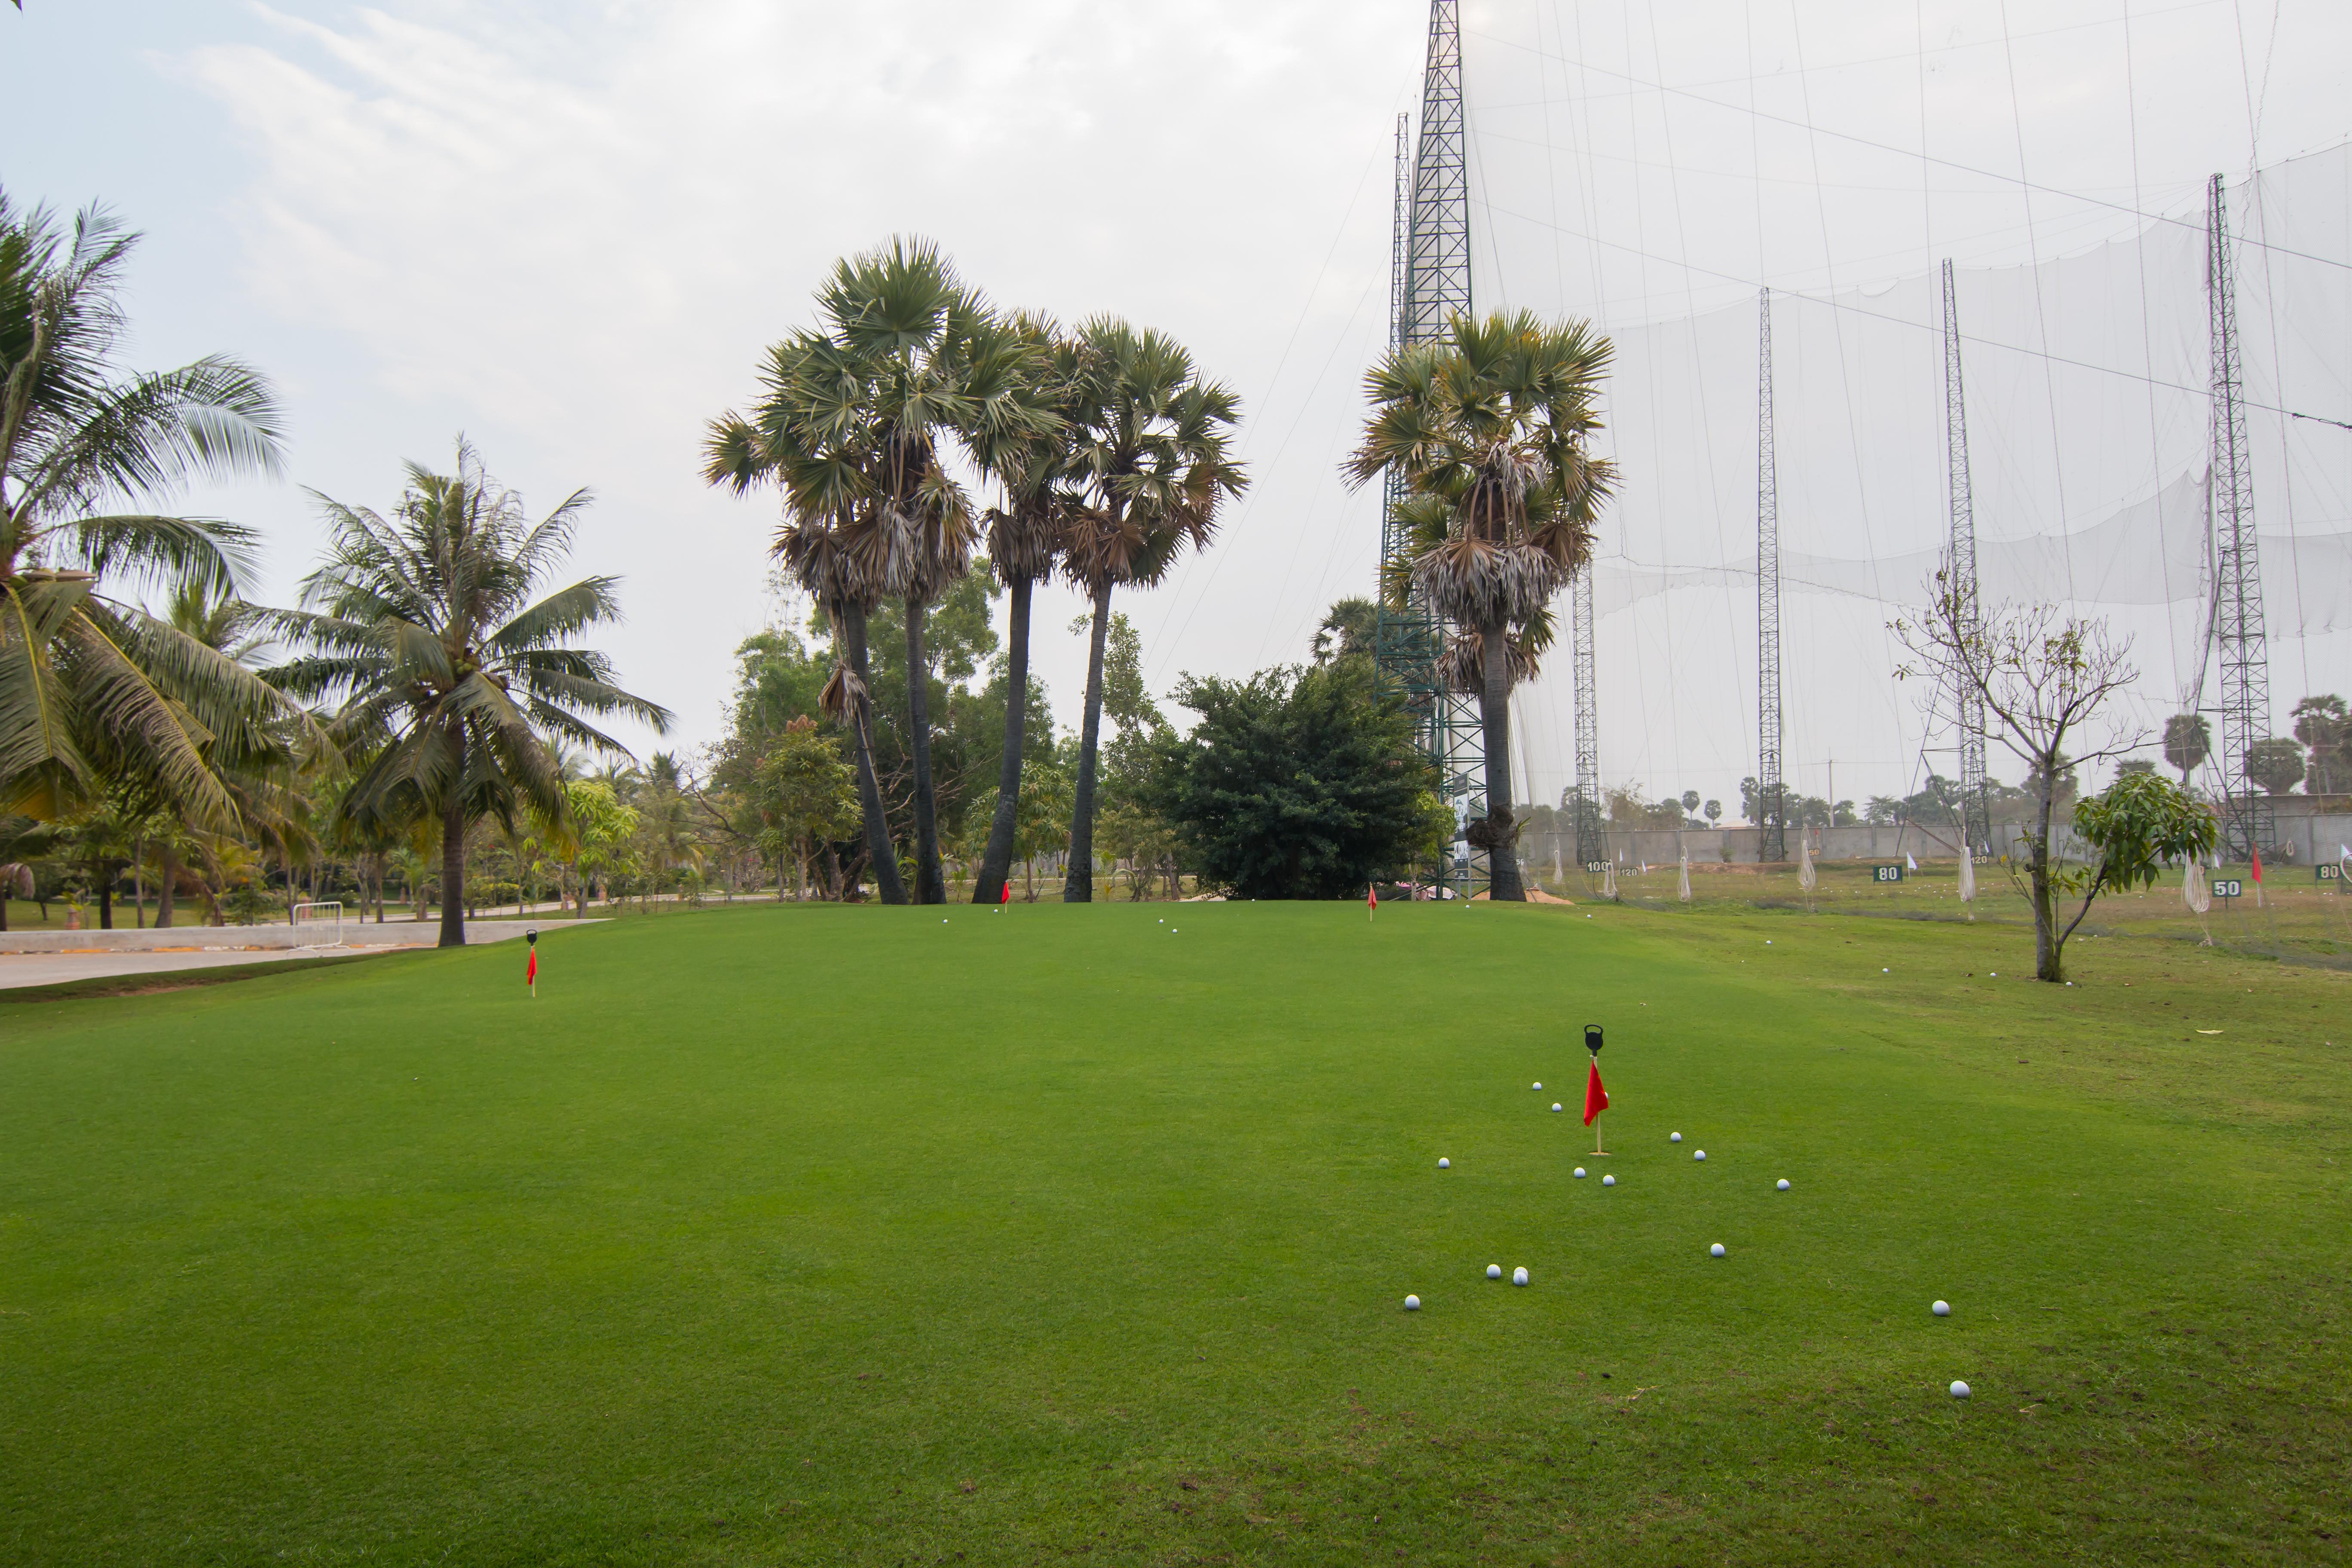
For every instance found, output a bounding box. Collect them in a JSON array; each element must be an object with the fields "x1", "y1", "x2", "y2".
[
  {"x1": 1882, "y1": 967, "x2": 1889, "y2": 972},
  {"x1": 1709, "y1": 1243, "x2": 1727, "y2": 1258},
  {"x1": 1949, "y1": 1380, "x2": 1971, "y2": 1399},
  {"x1": 1512, "y1": 1266, "x2": 1529, "y2": 1286},
  {"x1": 1574, "y1": 1166, "x2": 1587, "y2": 1179},
  {"x1": 1533, "y1": 1082, "x2": 1542, "y2": 1091},
  {"x1": 1438, "y1": 1157, "x2": 1450, "y2": 1169},
  {"x1": 1670, "y1": 1132, "x2": 1682, "y2": 1143},
  {"x1": 1602, "y1": 1173, "x2": 1616, "y2": 1186},
  {"x1": 1694, "y1": 1150, "x2": 1707, "y2": 1161},
  {"x1": 1487, "y1": 1264, "x2": 1502, "y2": 1280},
  {"x1": 1932, "y1": 1299, "x2": 1951, "y2": 1317},
  {"x1": 1552, "y1": 1102, "x2": 1563, "y2": 1113},
  {"x1": 1404, "y1": 1294, "x2": 1421, "y2": 1311},
  {"x1": 943, "y1": 919, "x2": 949, "y2": 923}
]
